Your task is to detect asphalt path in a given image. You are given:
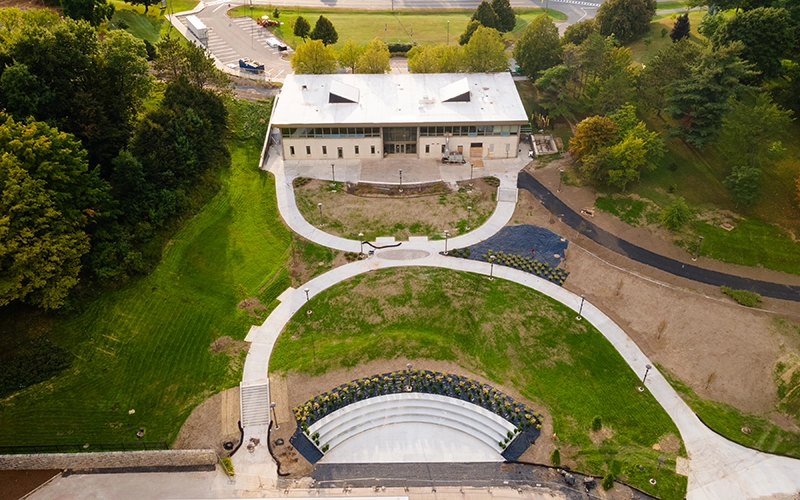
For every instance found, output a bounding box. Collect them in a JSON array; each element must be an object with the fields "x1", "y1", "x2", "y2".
[{"x1": 518, "y1": 171, "x2": 800, "y2": 302}]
